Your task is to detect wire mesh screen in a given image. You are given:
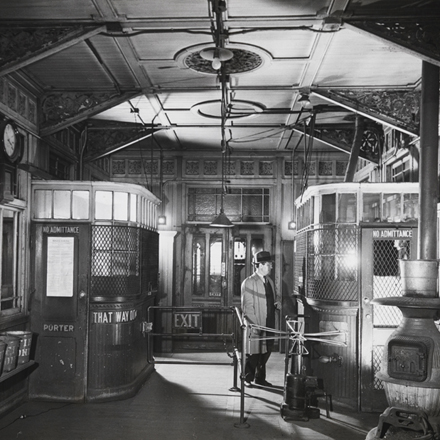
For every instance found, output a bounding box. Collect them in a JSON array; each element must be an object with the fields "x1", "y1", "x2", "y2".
[
  {"x1": 294, "y1": 233, "x2": 307, "y2": 295},
  {"x1": 306, "y1": 225, "x2": 359, "y2": 301},
  {"x1": 91, "y1": 225, "x2": 142, "y2": 297},
  {"x1": 373, "y1": 345, "x2": 384, "y2": 390},
  {"x1": 372, "y1": 239, "x2": 411, "y2": 327},
  {"x1": 372, "y1": 237, "x2": 412, "y2": 390}
]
